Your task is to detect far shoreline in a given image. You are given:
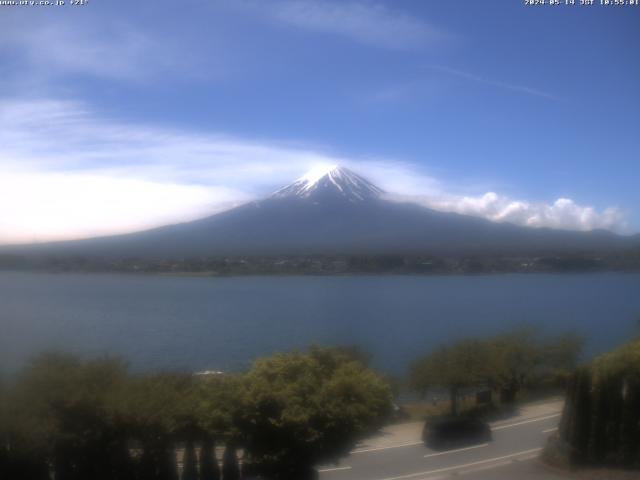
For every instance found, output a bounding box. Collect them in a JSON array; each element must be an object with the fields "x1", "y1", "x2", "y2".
[{"x1": 2, "y1": 268, "x2": 639, "y2": 279}]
